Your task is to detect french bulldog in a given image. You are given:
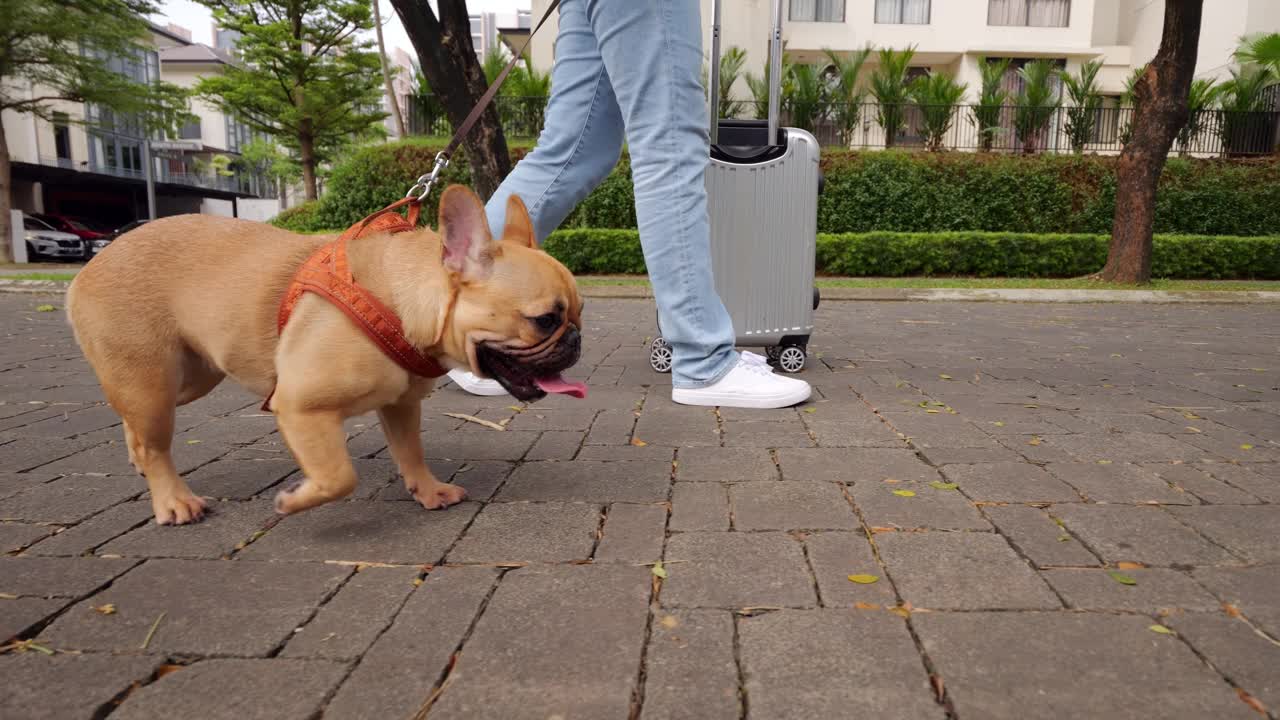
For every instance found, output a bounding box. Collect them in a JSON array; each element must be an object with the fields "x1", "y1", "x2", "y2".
[{"x1": 67, "y1": 186, "x2": 585, "y2": 525}]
